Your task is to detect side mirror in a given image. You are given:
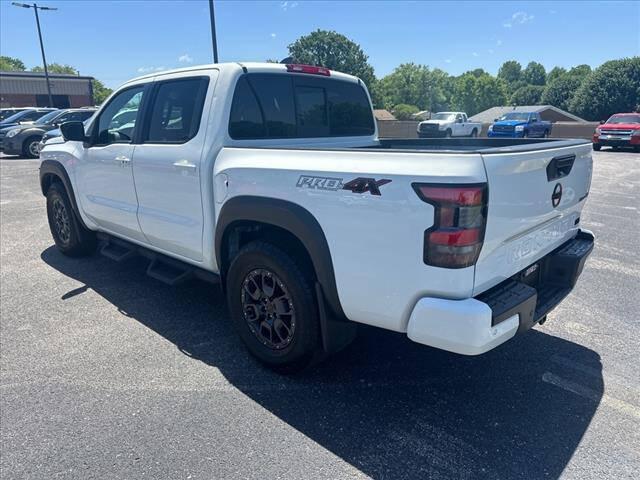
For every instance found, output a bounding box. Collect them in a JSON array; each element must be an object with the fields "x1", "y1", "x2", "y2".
[
  {"x1": 599, "y1": 120, "x2": 605, "y2": 124},
  {"x1": 494, "y1": 118, "x2": 499, "y2": 122},
  {"x1": 60, "y1": 121, "x2": 87, "y2": 142},
  {"x1": 456, "y1": 118, "x2": 463, "y2": 123}
]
